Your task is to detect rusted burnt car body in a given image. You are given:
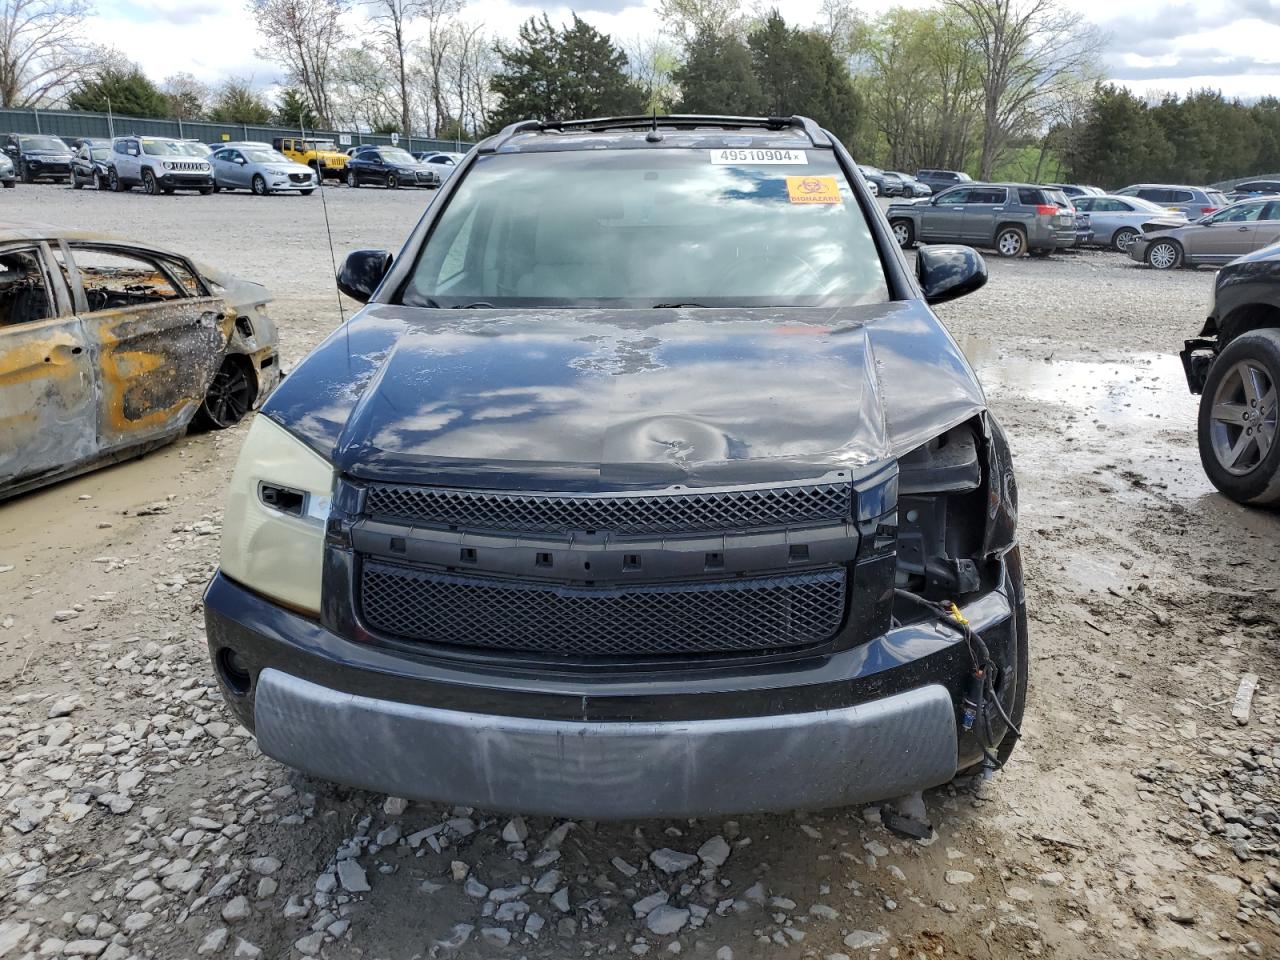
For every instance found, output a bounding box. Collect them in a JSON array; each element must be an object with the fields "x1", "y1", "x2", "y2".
[{"x1": 0, "y1": 223, "x2": 280, "y2": 500}]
